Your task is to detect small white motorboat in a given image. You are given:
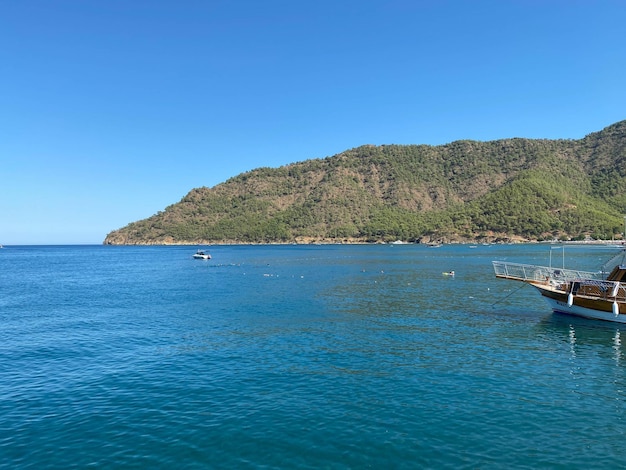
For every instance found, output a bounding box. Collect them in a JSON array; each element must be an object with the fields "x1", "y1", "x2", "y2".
[{"x1": 193, "y1": 250, "x2": 211, "y2": 260}]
